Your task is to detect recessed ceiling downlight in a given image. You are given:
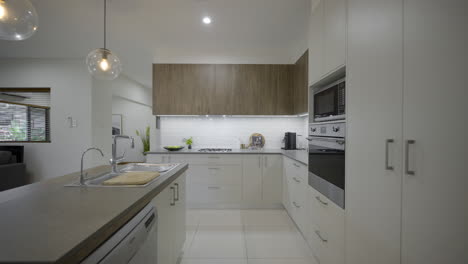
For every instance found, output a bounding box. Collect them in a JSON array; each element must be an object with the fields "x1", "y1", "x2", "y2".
[{"x1": 202, "y1": 16, "x2": 212, "y2": 24}]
